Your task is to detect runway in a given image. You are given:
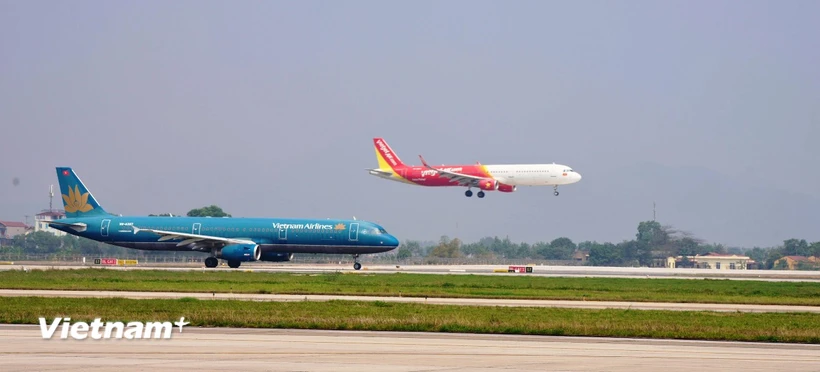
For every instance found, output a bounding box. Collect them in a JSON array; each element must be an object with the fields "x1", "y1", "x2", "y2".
[
  {"x1": 3, "y1": 262, "x2": 820, "y2": 282},
  {"x1": 1, "y1": 325, "x2": 818, "y2": 372},
  {"x1": 2, "y1": 289, "x2": 818, "y2": 313}
]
